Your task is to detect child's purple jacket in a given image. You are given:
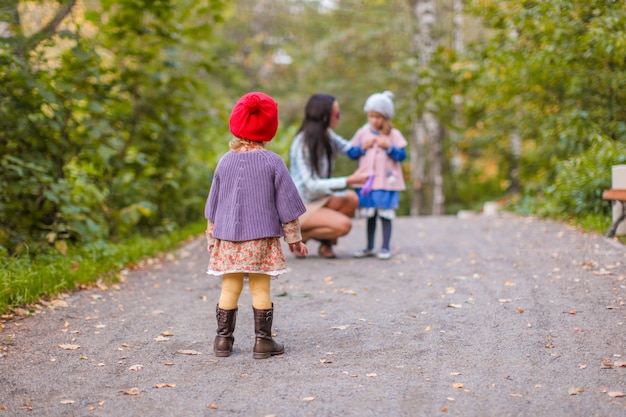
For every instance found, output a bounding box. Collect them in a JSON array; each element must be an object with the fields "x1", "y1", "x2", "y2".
[{"x1": 205, "y1": 150, "x2": 306, "y2": 242}]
